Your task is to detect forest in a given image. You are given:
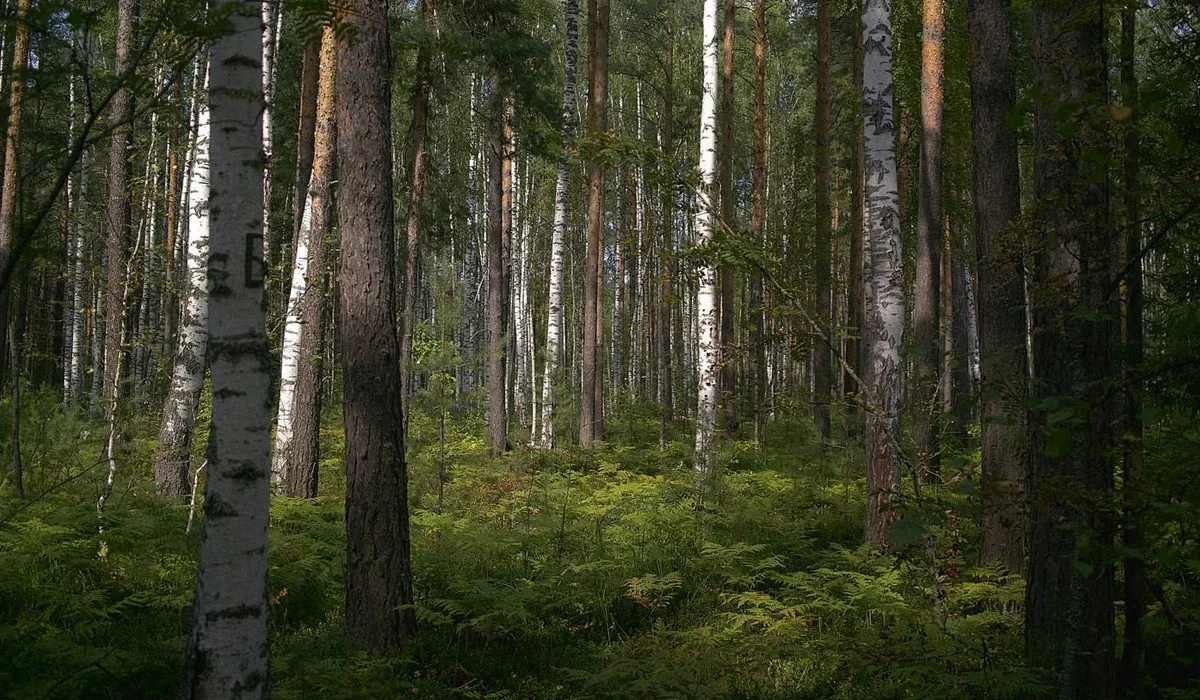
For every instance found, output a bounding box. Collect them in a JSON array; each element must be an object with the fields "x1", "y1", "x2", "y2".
[{"x1": 0, "y1": 0, "x2": 1197, "y2": 697}]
